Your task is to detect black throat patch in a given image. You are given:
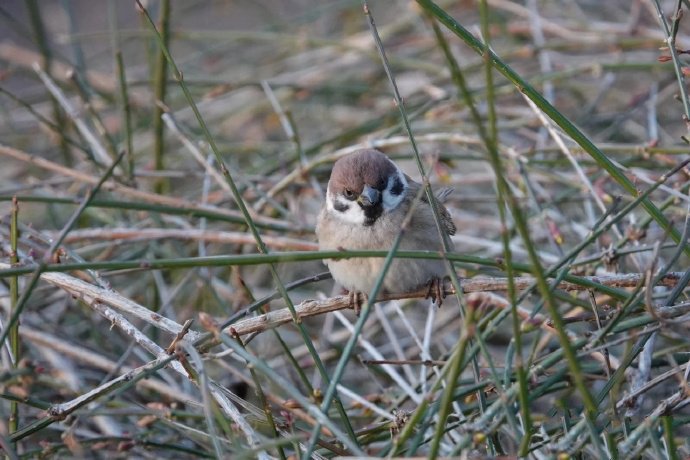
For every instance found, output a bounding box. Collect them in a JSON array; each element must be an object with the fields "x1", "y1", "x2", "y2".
[{"x1": 361, "y1": 202, "x2": 383, "y2": 226}]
